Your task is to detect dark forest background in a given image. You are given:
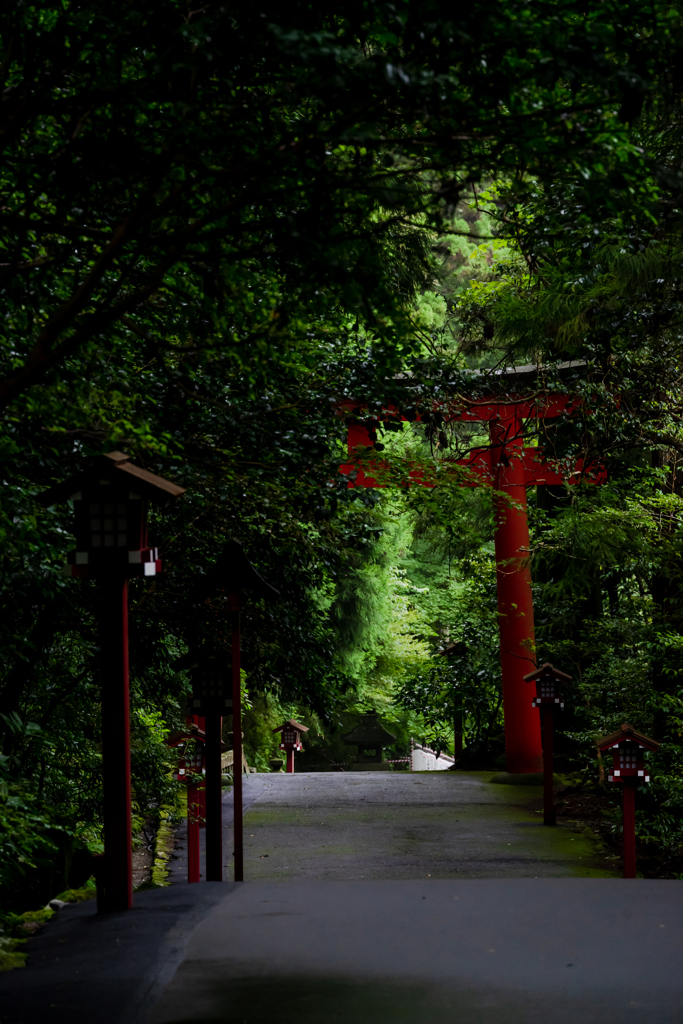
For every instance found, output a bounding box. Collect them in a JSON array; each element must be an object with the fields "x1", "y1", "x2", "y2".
[{"x1": 3, "y1": 0, "x2": 683, "y2": 917}]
